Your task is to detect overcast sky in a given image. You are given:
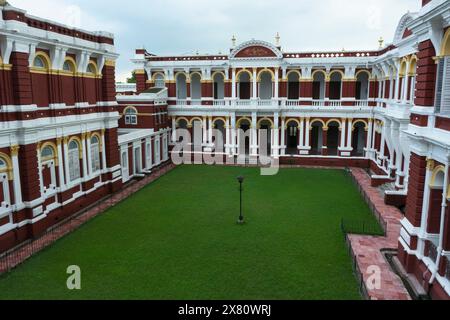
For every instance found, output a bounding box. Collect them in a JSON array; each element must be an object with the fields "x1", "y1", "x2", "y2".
[{"x1": 11, "y1": 0, "x2": 419, "y2": 82}]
